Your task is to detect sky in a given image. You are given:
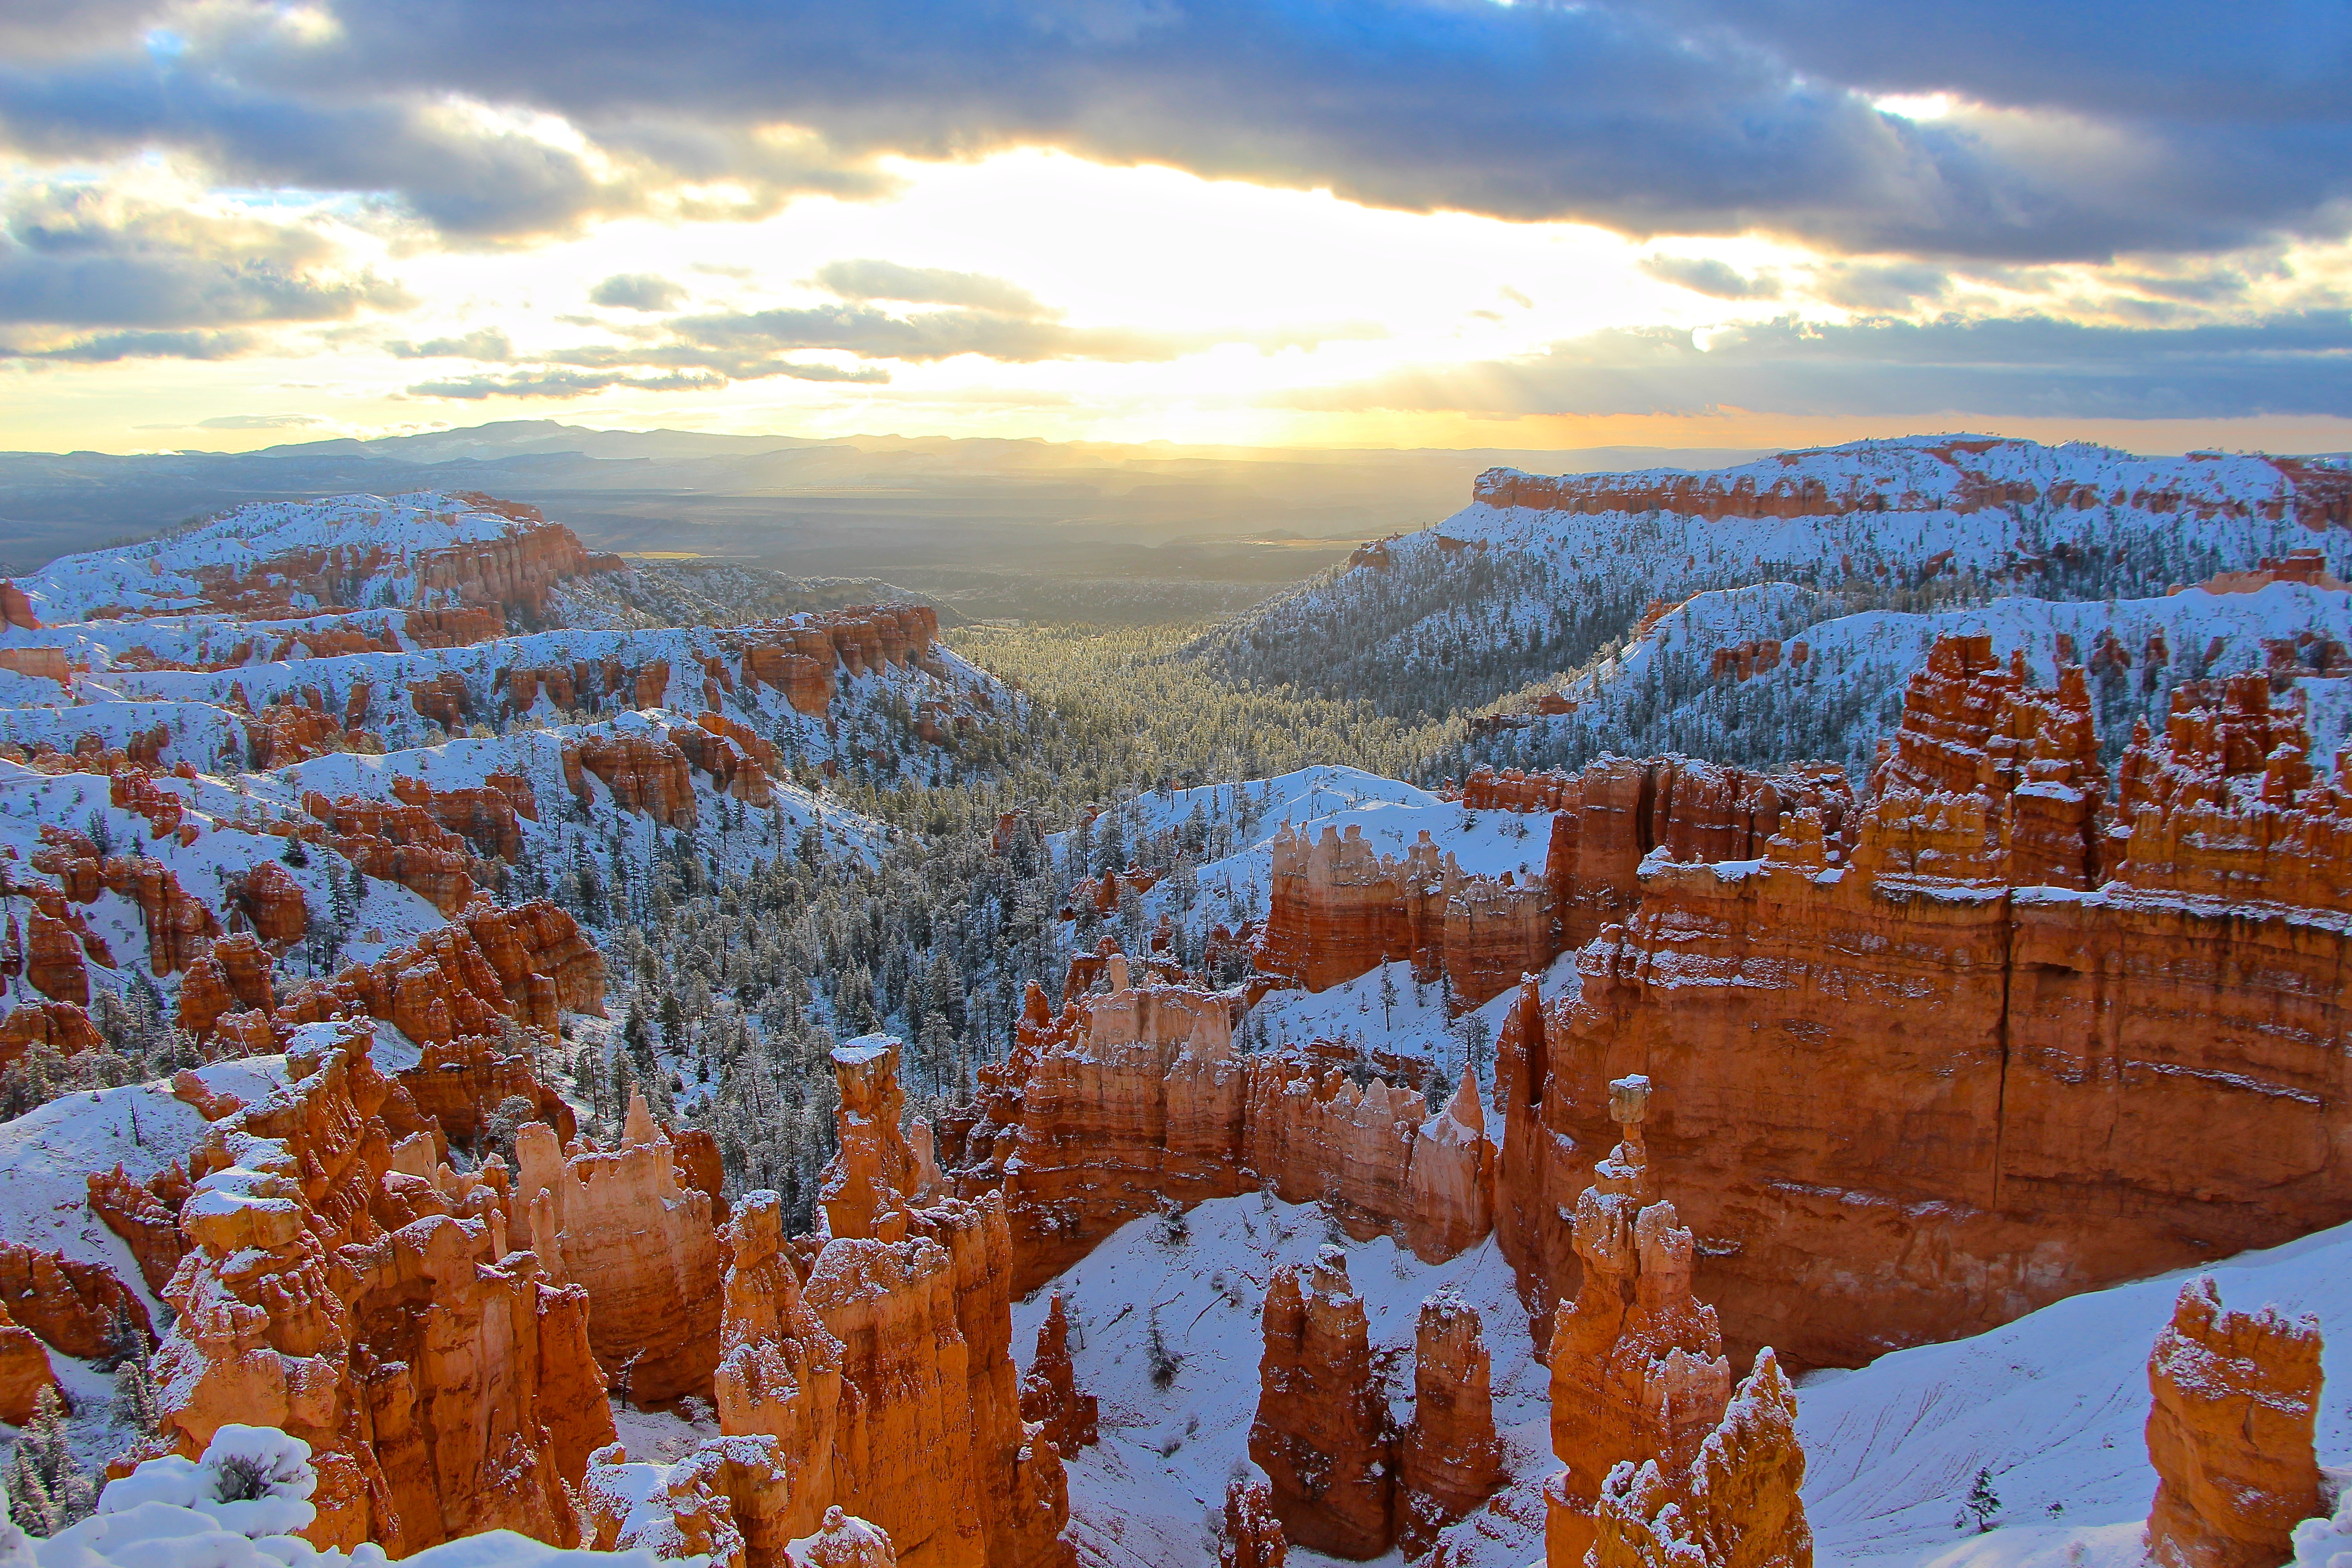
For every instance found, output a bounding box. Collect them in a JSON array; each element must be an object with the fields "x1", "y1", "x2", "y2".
[{"x1": 1, "y1": 0, "x2": 2349, "y2": 456}]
